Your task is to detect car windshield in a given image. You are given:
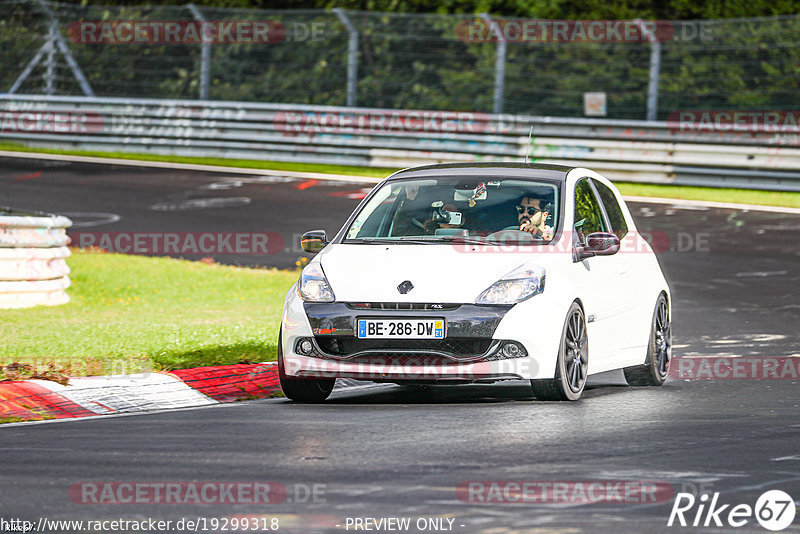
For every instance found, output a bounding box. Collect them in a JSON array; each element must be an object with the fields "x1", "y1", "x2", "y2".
[{"x1": 343, "y1": 176, "x2": 561, "y2": 245}]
